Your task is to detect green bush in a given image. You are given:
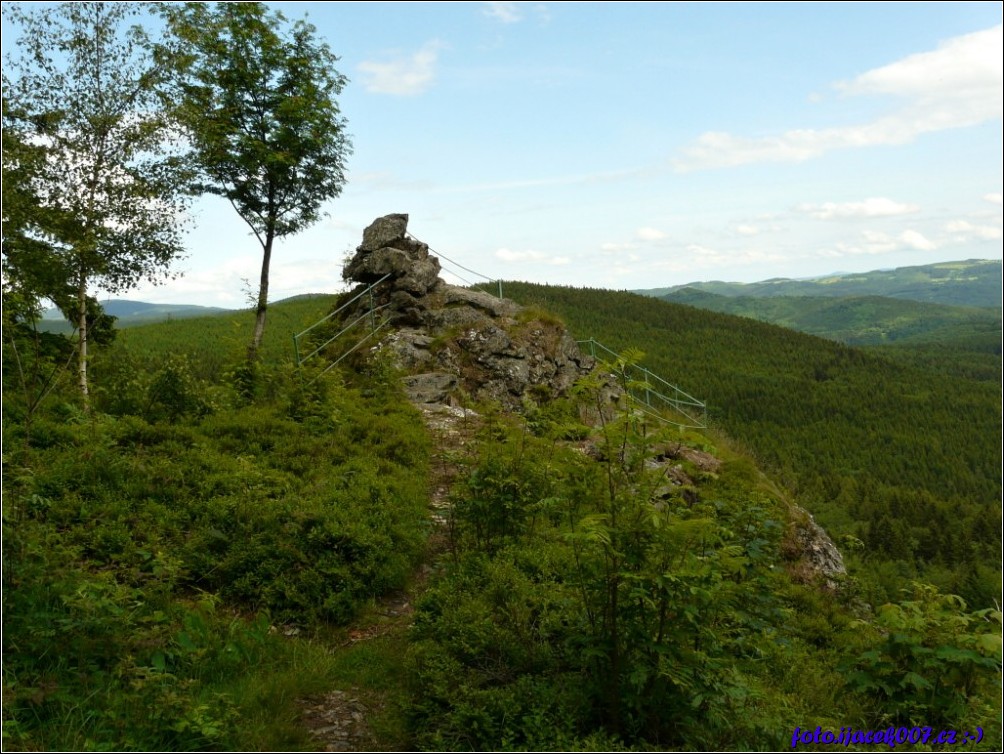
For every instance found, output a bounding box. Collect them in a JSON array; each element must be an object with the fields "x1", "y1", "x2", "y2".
[
  {"x1": 845, "y1": 582, "x2": 1002, "y2": 729},
  {"x1": 3, "y1": 359, "x2": 430, "y2": 749}
]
